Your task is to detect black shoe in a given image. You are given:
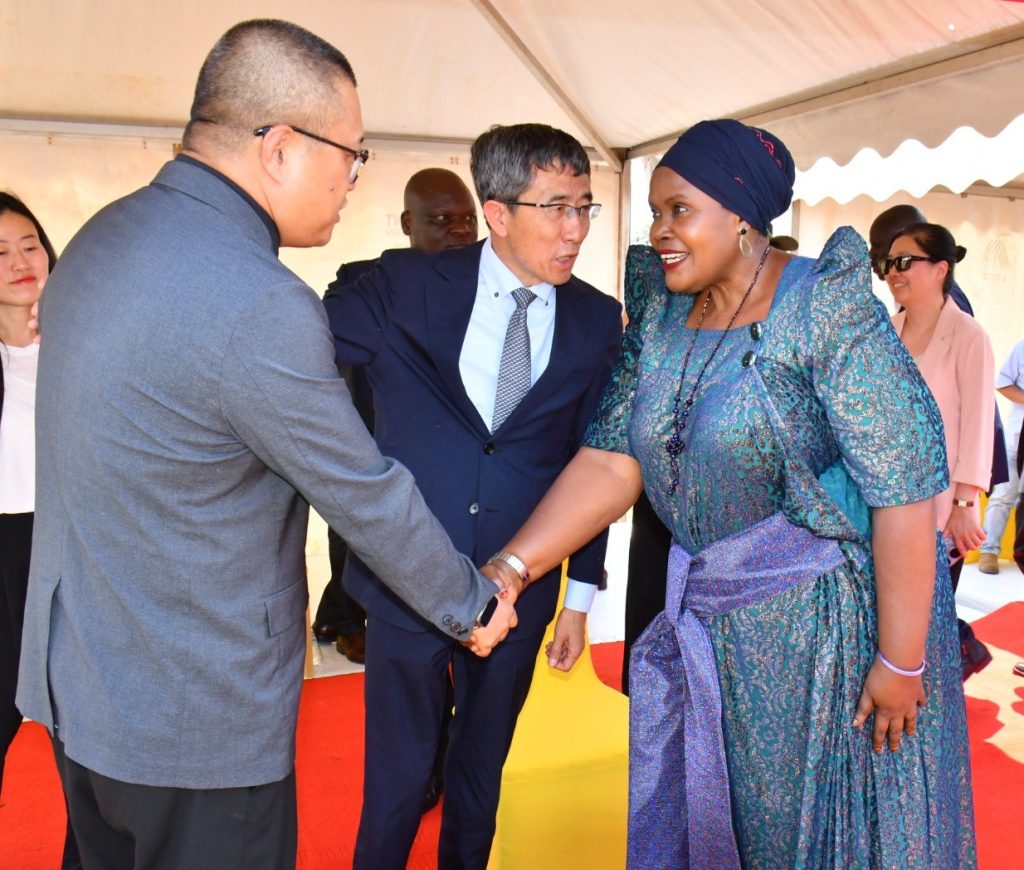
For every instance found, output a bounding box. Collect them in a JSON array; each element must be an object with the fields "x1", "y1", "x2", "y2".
[
  {"x1": 422, "y1": 774, "x2": 444, "y2": 814},
  {"x1": 312, "y1": 621, "x2": 338, "y2": 642},
  {"x1": 961, "y1": 635, "x2": 992, "y2": 681},
  {"x1": 336, "y1": 630, "x2": 366, "y2": 664}
]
